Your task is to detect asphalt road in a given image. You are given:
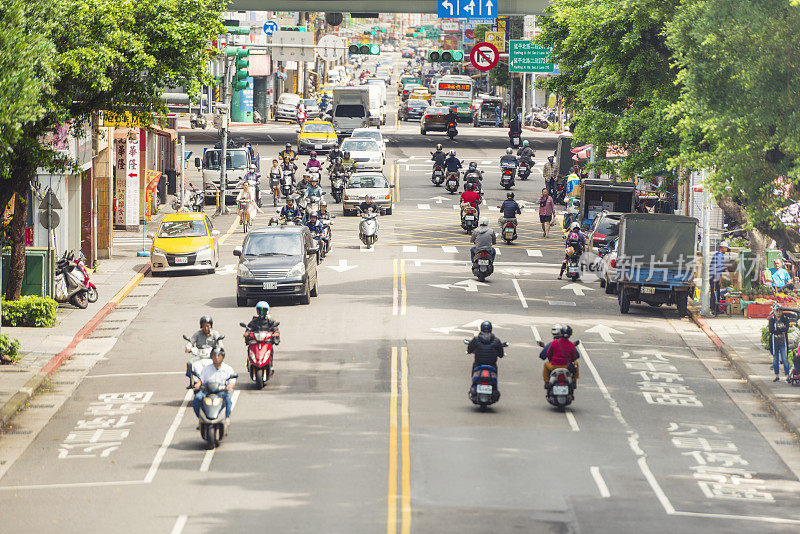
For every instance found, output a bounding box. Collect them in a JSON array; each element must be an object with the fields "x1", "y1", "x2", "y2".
[{"x1": 2, "y1": 62, "x2": 800, "y2": 533}]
